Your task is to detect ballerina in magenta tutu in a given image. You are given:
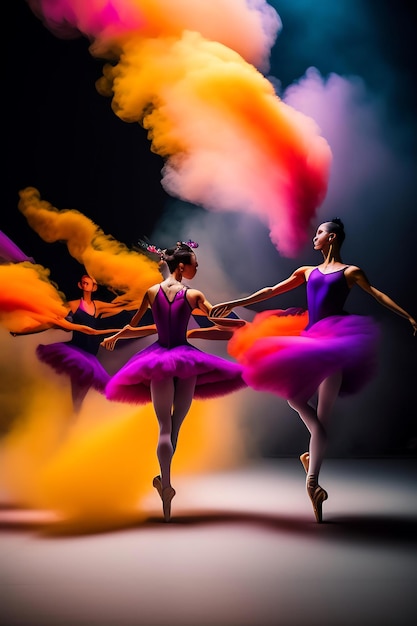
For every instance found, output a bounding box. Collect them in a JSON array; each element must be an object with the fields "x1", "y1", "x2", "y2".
[
  {"x1": 101, "y1": 241, "x2": 246, "y2": 522},
  {"x1": 210, "y1": 218, "x2": 416, "y2": 523}
]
